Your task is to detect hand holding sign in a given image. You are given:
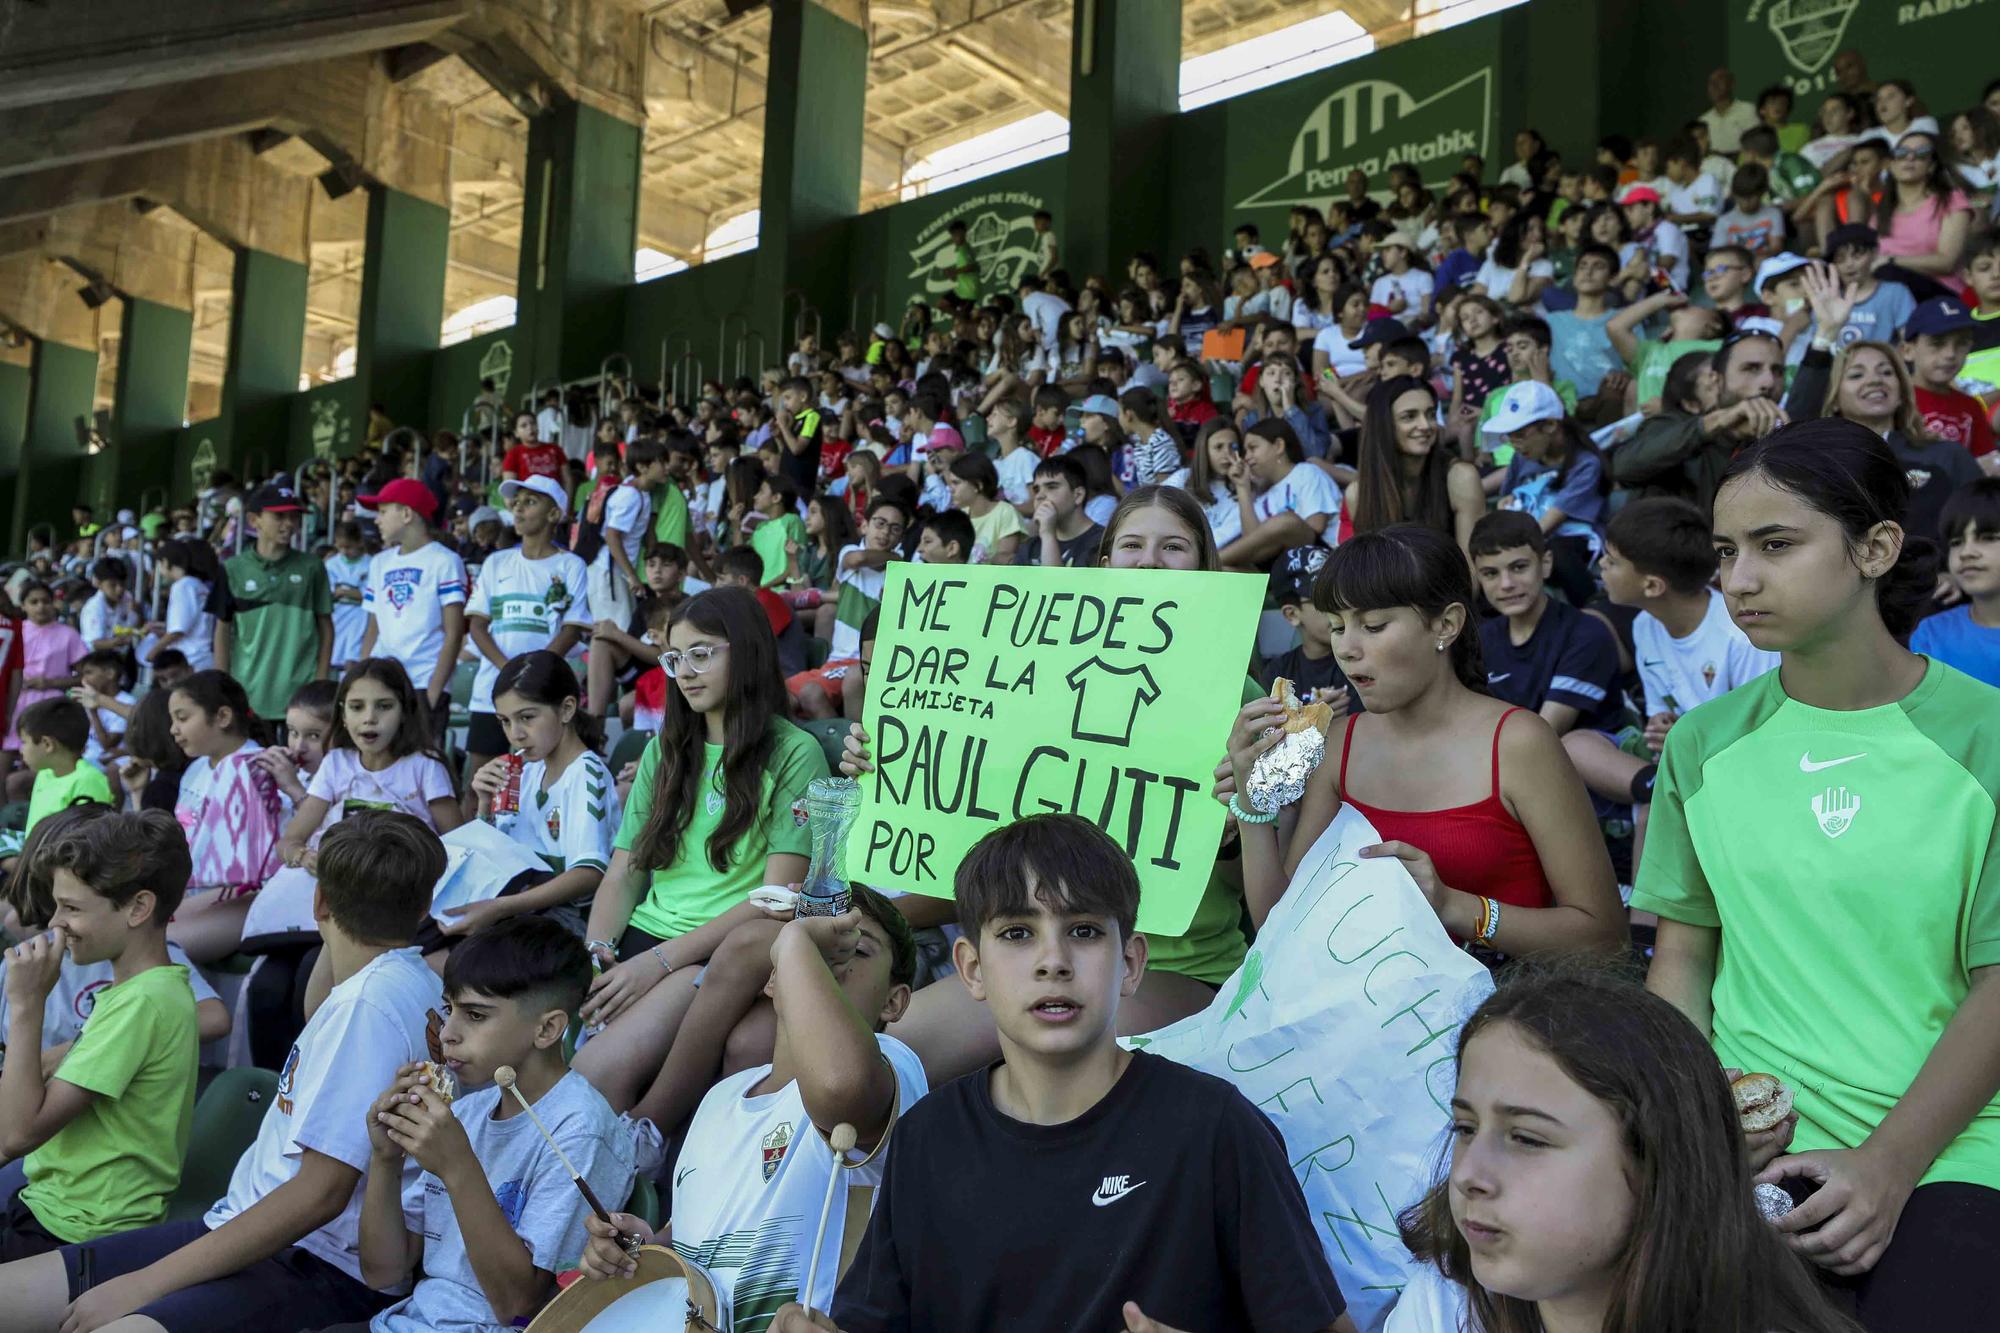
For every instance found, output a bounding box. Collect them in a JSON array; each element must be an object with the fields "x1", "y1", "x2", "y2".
[{"x1": 854, "y1": 564, "x2": 1263, "y2": 935}]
